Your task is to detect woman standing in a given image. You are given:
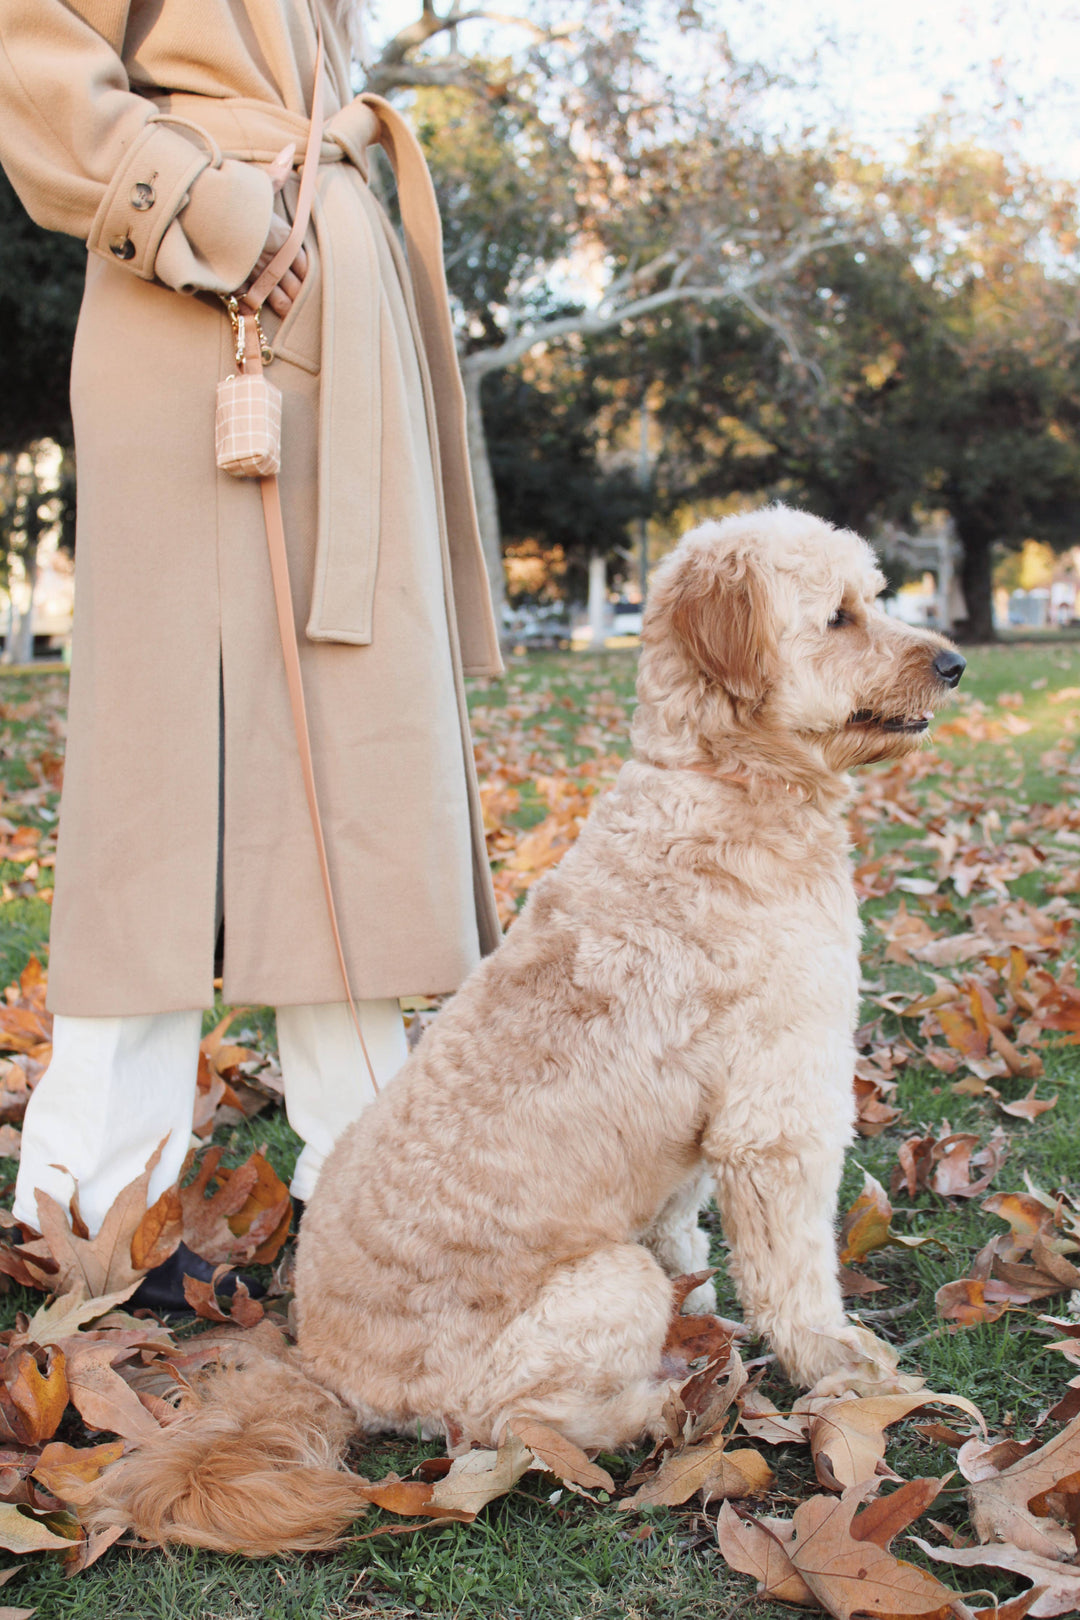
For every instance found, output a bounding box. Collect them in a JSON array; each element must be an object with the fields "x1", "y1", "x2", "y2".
[{"x1": 0, "y1": 0, "x2": 501, "y2": 1289}]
